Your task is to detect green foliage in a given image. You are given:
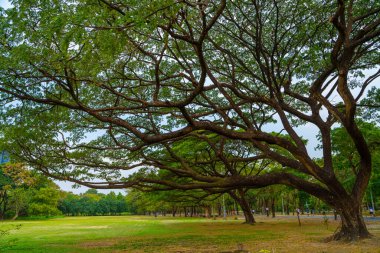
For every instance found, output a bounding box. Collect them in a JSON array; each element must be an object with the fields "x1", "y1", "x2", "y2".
[
  {"x1": 125, "y1": 188, "x2": 217, "y2": 216},
  {"x1": 8, "y1": 187, "x2": 29, "y2": 218},
  {"x1": 0, "y1": 169, "x2": 13, "y2": 190},
  {"x1": 28, "y1": 187, "x2": 62, "y2": 216},
  {"x1": 331, "y1": 122, "x2": 380, "y2": 193},
  {"x1": 58, "y1": 190, "x2": 127, "y2": 216},
  {"x1": 28, "y1": 202, "x2": 61, "y2": 217},
  {"x1": 0, "y1": 163, "x2": 36, "y2": 219},
  {"x1": 298, "y1": 191, "x2": 311, "y2": 211},
  {"x1": 359, "y1": 87, "x2": 380, "y2": 123}
]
